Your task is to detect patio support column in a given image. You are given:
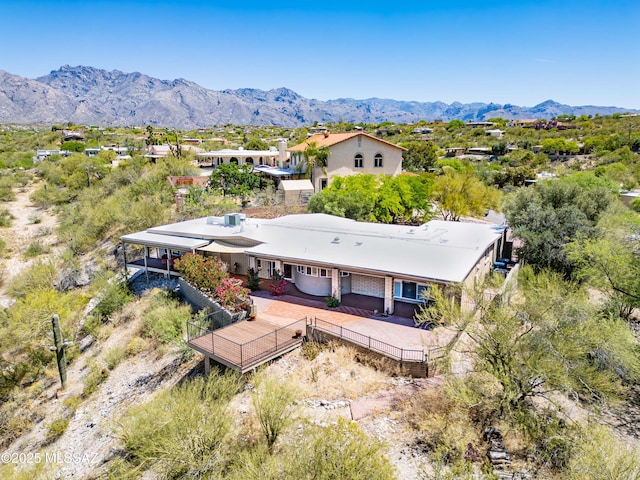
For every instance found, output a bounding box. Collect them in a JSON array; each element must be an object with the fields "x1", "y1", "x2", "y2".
[
  {"x1": 166, "y1": 248, "x2": 170, "y2": 278},
  {"x1": 274, "y1": 259, "x2": 283, "y2": 275},
  {"x1": 143, "y1": 246, "x2": 149, "y2": 282},
  {"x1": 248, "y1": 256, "x2": 256, "y2": 270},
  {"x1": 384, "y1": 276, "x2": 394, "y2": 315},
  {"x1": 204, "y1": 356, "x2": 210, "y2": 376},
  {"x1": 331, "y1": 268, "x2": 341, "y2": 301},
  {"x1": 121, "y1": 241, "x2": 128, "y2": 277}
]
